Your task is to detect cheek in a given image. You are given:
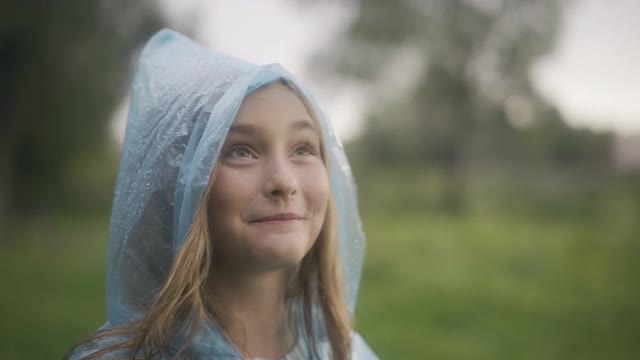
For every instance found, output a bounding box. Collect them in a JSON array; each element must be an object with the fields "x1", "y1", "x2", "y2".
[
  {"x1": 301, "y1": 165, "x2": 330, "y2": 215},
  {"x1": 209, "y1": 171, "x2": 252, "y2": 227},
  {"x1": 208, "y1": 171, "x2": 255, "y2": 260},
  {"x1": 304, "y1": 167, "x2": 330, "y2": 256}
]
